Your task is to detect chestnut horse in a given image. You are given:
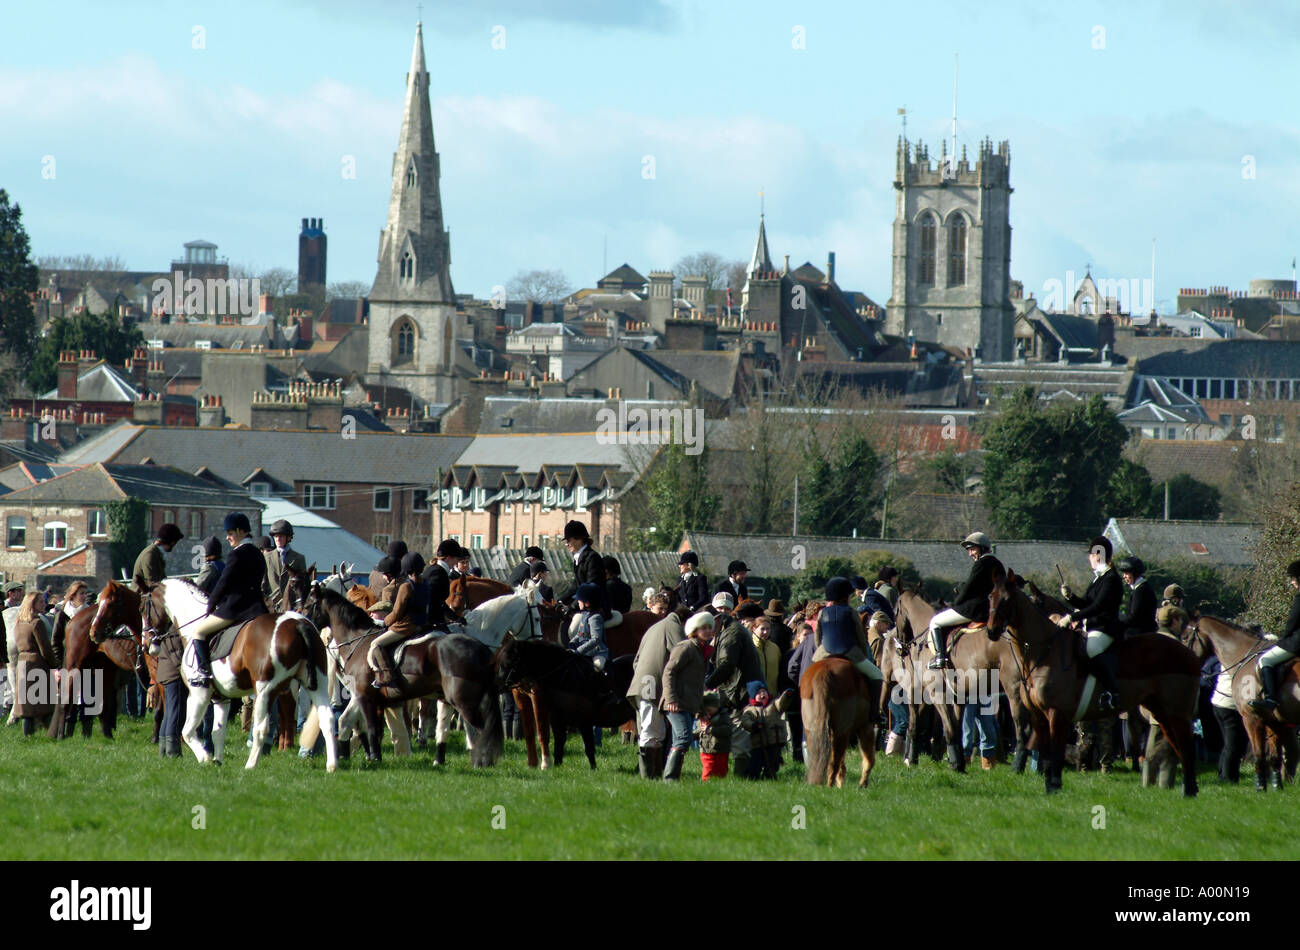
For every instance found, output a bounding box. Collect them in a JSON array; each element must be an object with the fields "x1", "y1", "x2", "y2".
[
  {"x1": 46, "y1": 583, "x2": 143, "y2": 740},
  {"x1": 143, "y1": 578, "x2": 337, "y2": 771},
  {"x1": 987, "y1": 567, "x2": 1201, "y2": 796},
  {"x1": 1181, "y1": 616, "x2": 1300, "y2": 791},
  {"x1": 801, "y1": 657, "x2": 877, "y2": 787}
]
